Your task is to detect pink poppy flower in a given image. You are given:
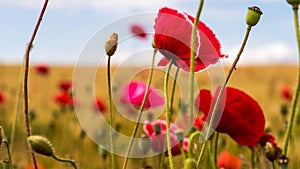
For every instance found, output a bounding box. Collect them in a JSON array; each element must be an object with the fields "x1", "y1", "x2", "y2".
[
  {"x1": 154, "y1": 7, "x2": 225, "y2": 72},
  {"x1": 94, "y1": 97, "x2": 106, "y2": 113},
  {"x1": 35, "y1": 64, "x2": 50, "y2": 76},
  {"x1": 195, "y1": 87, "x2": 265, "y2": 146},
  {"x1": 130, "y1": 24, "x2": 147, "y2": 39},
  {"x1": 143, "y1": 120, "x2": 189, "y2": 156},
  {"x1": 0, "y1": 91, "x2": 5, "y2": 104},
  {"x1": 217, "y1": 151, "x2": 242, "y2": 169},
  {"x1": 121, "y1": 81, "x2": 164, "y2": 109},
  {"x1": 58, "y1": 80, "x2": 72, "y2": 92}
]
